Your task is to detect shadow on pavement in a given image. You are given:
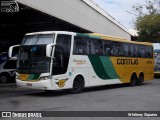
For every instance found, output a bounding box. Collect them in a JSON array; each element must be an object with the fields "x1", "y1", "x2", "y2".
[{"x1": 26, "y1": 82, "x2": 153, "y2": 97}]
